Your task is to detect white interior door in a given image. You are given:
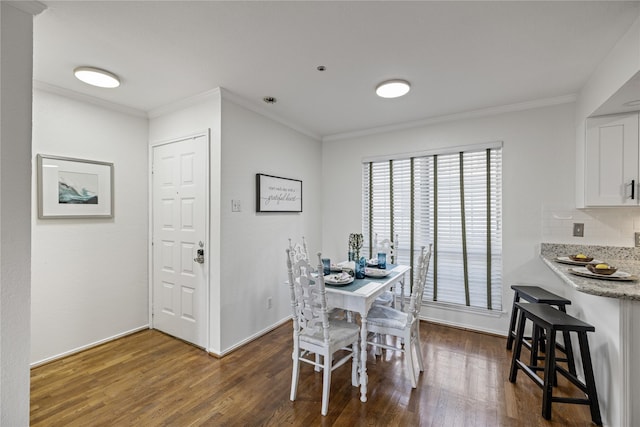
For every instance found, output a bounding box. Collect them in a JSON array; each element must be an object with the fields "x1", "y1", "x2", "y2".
[{"x1": 152, "y1": 134, "x2": 208, "y2": 348}]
